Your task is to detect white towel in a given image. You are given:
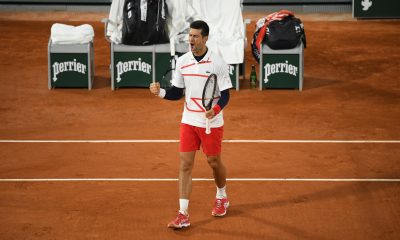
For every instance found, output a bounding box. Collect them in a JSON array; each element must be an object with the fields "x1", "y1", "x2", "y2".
[{"x1": 51, "y1": 23, "x2": 94, "y2": 44}]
